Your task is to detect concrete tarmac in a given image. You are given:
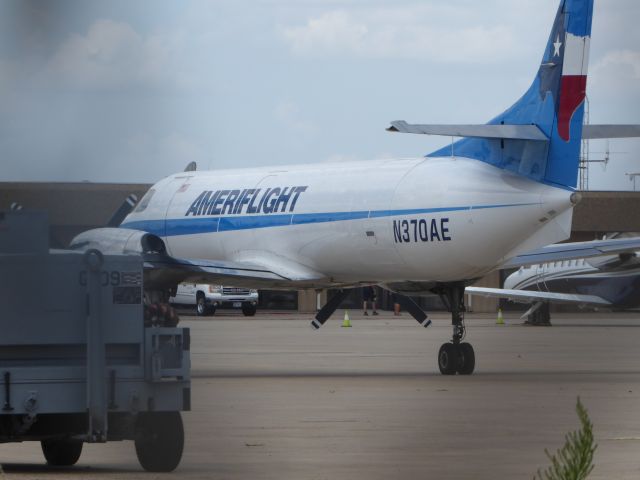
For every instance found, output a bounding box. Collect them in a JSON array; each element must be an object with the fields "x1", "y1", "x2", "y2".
[{"x1": 2, "y1": 311, "x2": 640, "y2": 479}]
